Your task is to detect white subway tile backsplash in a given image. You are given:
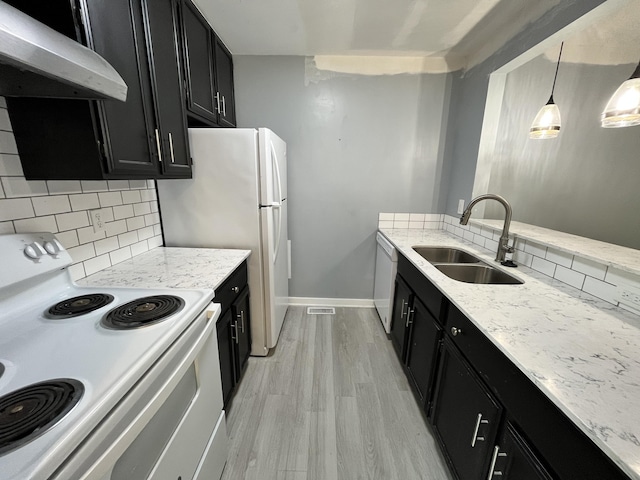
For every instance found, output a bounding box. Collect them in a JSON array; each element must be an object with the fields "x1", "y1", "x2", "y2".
[
  {"x1": 32, "y1": 195, "x2": 71, "y2": 216},
  {"x1": 150, "y1": 201, "x2": 158, "y2": 213},
  {"x1": 379, "y1": 220, "x2": 393, "y2": 229},
  {"x1": 98, "y1": 207, "x2": 114, "y2": 223},
  {"x1": 0, "y1": 131, "x2": 18, "y2": 154},
  {"x1": 545, "y1": 248, "x2": 573, "y2": 268},
  {"x1": 553, "y1": 265, "x2": 586, "y2": 289},
  {"x1": 108, "y1": 180, "x2": 130, "y2": 191},
  {"x1": 605, "y1": 268, "x2": 640, "y2": 289},
  {"x1": 531, "y1": 257, "x2": 557, "y2": 277},
  {"x1": 378, "y1": 212, "x2": 394, "y2": 221},
  {"x1": 126, "y1": 216, "x2": 145, "y2": 231},
  {"x1": 394, "y1": 213, "x2": 410, "y2": 221},
  {"x1": 393, "y1": 220, "x2": 409, "y2": 229},
  {"x1": 582, "y1": 277, "x2": 618, "y2": 304},
  {"x1": 47, "y1": 181, "x2": 82, "y2": 195},
  {"x1": 56, "y1": 211, "x2": 89, "y2": 231},
  {"x1": 140, "y1": 189, "x2": 156, "y2": 202},
  {"x1": 69, "y1": 193, "x2": 100, "y2": 211},
  {"x1": 133, "y1": 202, "x2": 151, "y2": 216},
  {"x1": 0, "y1": 198, "x2": 34, "y2": 221},
  {"x1": 153, "y1": 224, "x2": 162, "y2": 236},
  {"x1": 409, "y1": 221, "x2": 424, "y2": 229},
  {"x1": 77, "y1": 225, "x2": 106, "y2": 245},
  {"x1": 121, "y1": 190, "x2": 142, "y2": 204},
  {"x1": 572, "y1": 257, "x2": 607, "y2": 280},
  {"x1": 130, "y1": 240, "x2": 149, "y2": 257},
  {"x1": 56, "y1": 230, "x2": 79, "y2": 249},
  {"x1": 148, "y1": 235, "x2": 163, "y2": 249},
  {"x1": 1, "y1": 177, "x2": 48, "y2": 198},
  {"x1": 94, "y1": 236, "x2": 120, "y2": 256},
  {"x1": 409, "y1": 213, "x2": 425, "y2": 222},
  {"x1": 129, "y1": 180, "x2": 147, "y2": 189},
  {"x1": 144, "y1": 212, "x2": 160, "y2": 226},
  {"x1": 514, "y1": 238, "x2": 527, "y2": 252},
  {"x1": 118, "y1": 231, "x2": 138, "y2": 247},
  {"x1": 81, "y1": 181, "x2": 109, "y2": 193},
  {"x1": 113, "y1": 204, "x2": 134, "y2": 220},
  {"x1": 138, "y1": 226, "x2": 154, "y2": 240},
  {"x1": 98, "y1": 191, "x2": 123, "y2": 207},
  {"x1": 524, "y1": 241, "x2": 547, "y2": 258},
  {"x1": 67, "y1": 243, "x2": 95, "y2": 263},
  {"x1": 110, "y1": 246, "x2": 132, "y2": 265},
  {"x1": 513, "y1": 249, "x2": 533, "y2": 268},
  {"x1": 0, "y1": 180, "x2": 5, "y2": 198},
  {"x1": 67, "y1": 263, "x2": 86, "y2": 282},
  {"x1": 425, "y1": 221, "x2": 441, "y2": 230},
  {"x1": 105, "y1": 220, "x2": 127, "y2": 237},
  {"x1": 0, "y1": 154, "x2": 23, "y2": 176},
  {"x1": 14, "y1": 216, "x2": 58, "y2": 233},
  {"x1": 83, "y1": 254, "x2": 112, "y2": 276},
  {"x1": 425, "y1": 214, "x2": 442, "y2": 222},
  {"x1": 463, "y1": 230, "x2": 475, "y2": 242},
  {"x1": 0, "y1": 221, "x2": 15, "y2": 234}
]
